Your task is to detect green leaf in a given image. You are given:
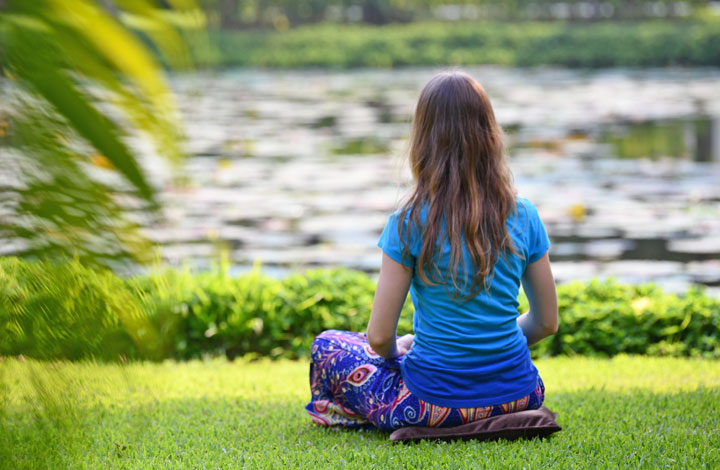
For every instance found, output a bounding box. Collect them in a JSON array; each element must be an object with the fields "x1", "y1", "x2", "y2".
[{"x1": 7, "y1": 25, "x2": 155, "y2": 202}]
